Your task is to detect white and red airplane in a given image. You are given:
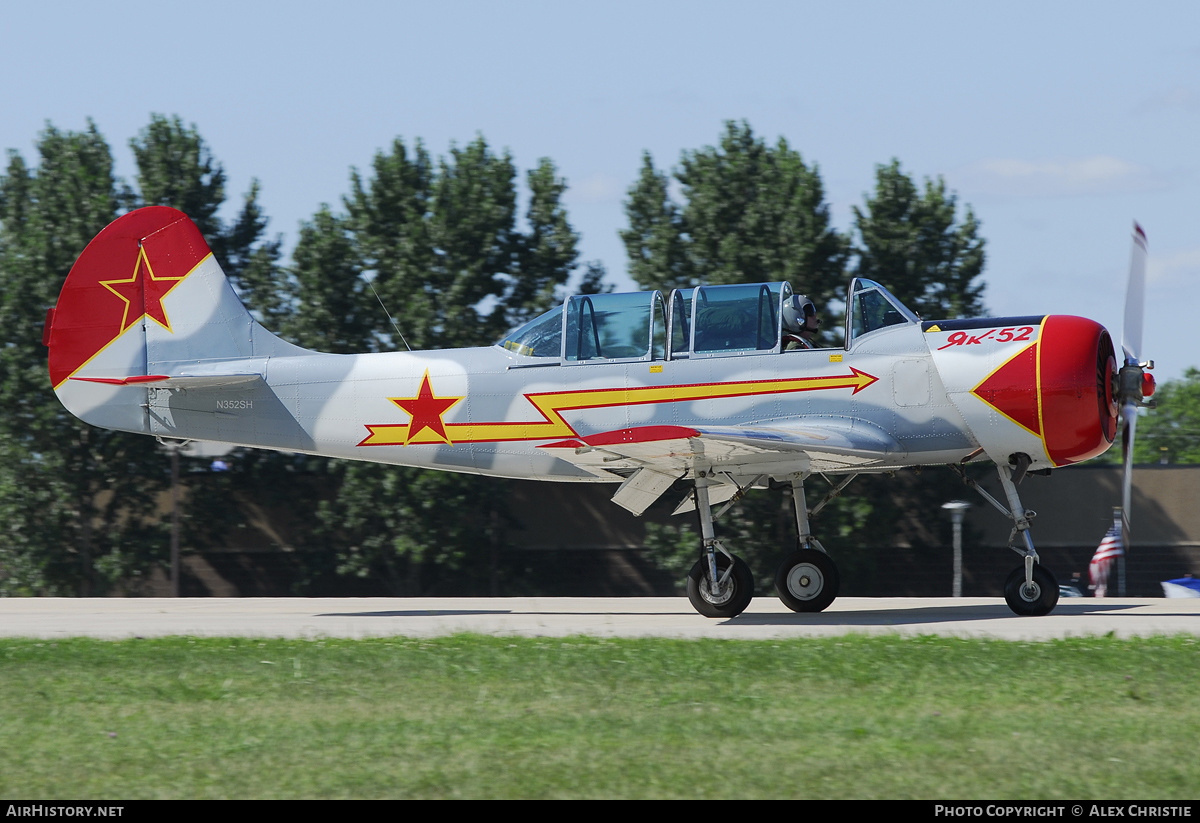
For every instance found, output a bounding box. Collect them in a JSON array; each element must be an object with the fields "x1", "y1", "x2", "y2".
[{"x1": 44, "y1": 207, "x2": 1155, "y2": 617}]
